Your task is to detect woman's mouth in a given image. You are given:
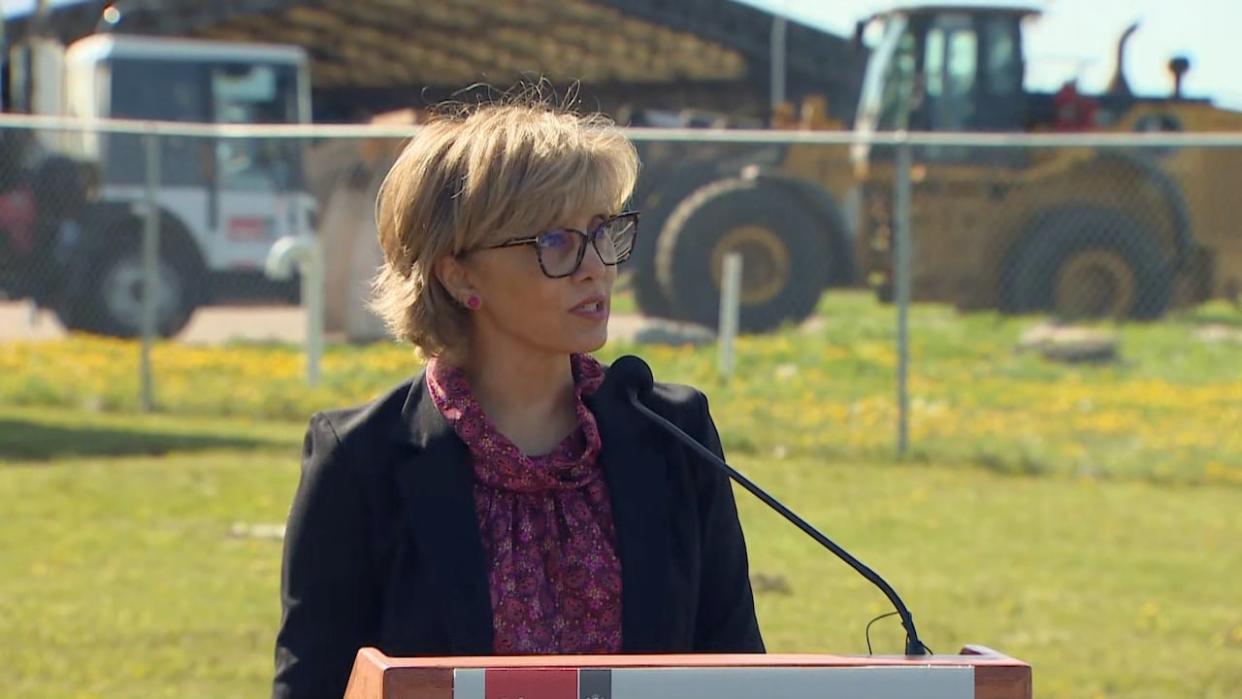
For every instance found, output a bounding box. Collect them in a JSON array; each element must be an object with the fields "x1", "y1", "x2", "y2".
[{"x1": 570, "y1": 297, "x2": 608, "y2": 320}]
